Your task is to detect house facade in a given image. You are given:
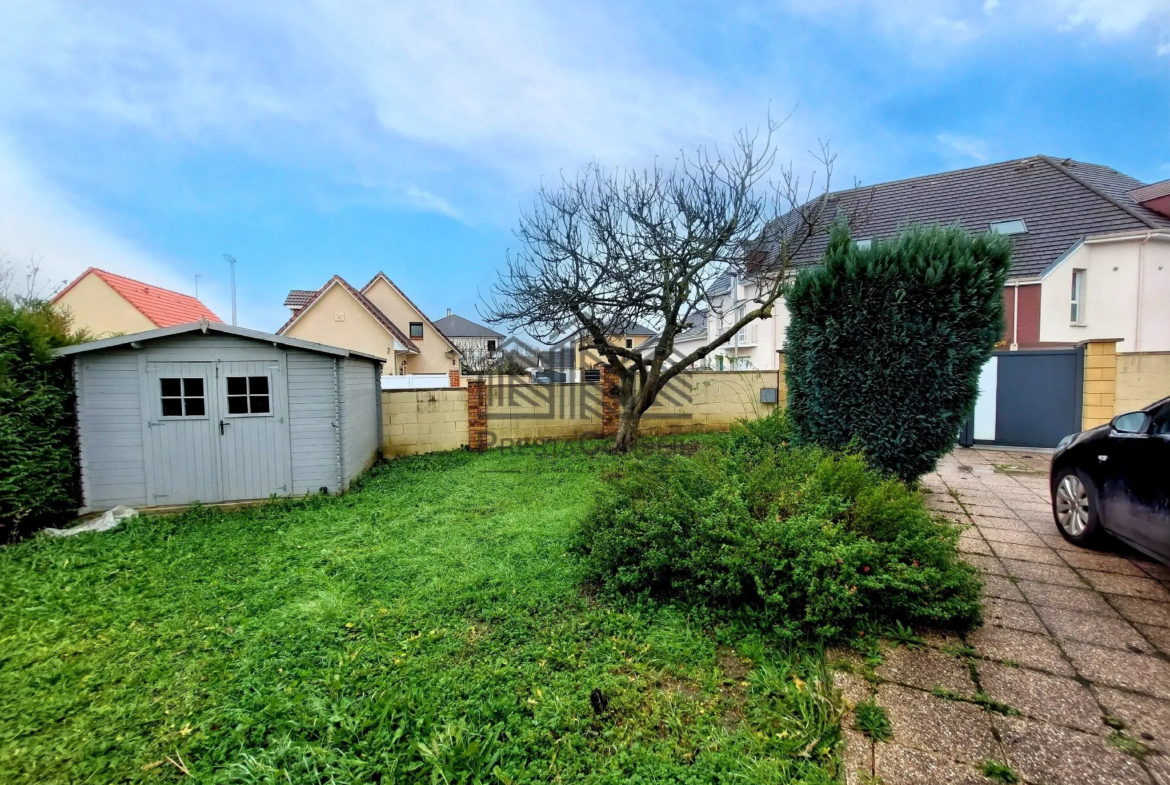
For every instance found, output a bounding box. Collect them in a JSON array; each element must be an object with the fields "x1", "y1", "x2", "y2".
[
  {"x1": 278, "y1": 273, "x2": 461, "y2": 379},
  {"x1": 52, "y1": 268, "x2": 221, "y2": 338},
  {"x1": 703, "y1": 156, "x2": 1170, "y2": 369},
  {"x1": 432, "y1": 311, "x2": 506, "y2": 371}
]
